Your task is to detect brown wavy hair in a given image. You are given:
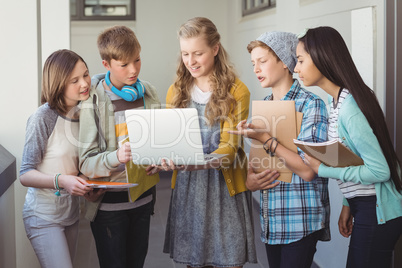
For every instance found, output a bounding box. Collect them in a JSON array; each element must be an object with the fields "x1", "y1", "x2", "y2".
[{"x1": 171, "y1": 17, "x2": 236, "y2": 125}]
